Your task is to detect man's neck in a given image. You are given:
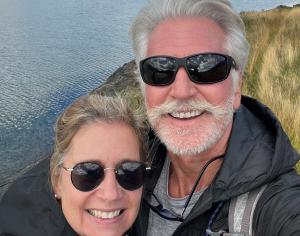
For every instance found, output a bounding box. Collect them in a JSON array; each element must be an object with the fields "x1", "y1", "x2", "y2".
[
  {"x1": 167, "y1": 153, "x2": 223, "y2": 198},
  {"x1": 167, "y1": 124, "x2": 232, "y2": 198}
]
